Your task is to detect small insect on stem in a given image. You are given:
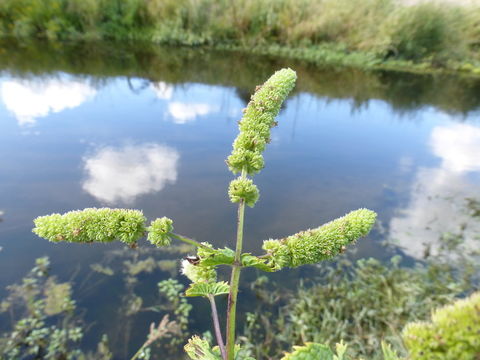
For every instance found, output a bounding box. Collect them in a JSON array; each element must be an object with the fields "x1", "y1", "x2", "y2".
[{"x1": 184, "y1": 255, "x2": 200, "y2": 265}]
